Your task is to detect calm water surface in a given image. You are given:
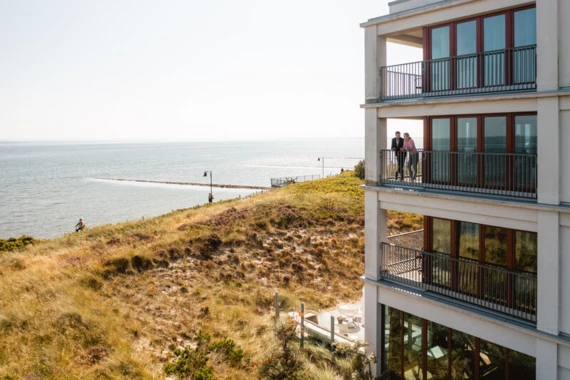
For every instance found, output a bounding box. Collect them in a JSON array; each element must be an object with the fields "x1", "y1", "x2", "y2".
[{"x1": 0, "y1": 139, "x2": 363, "y2": 239}]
